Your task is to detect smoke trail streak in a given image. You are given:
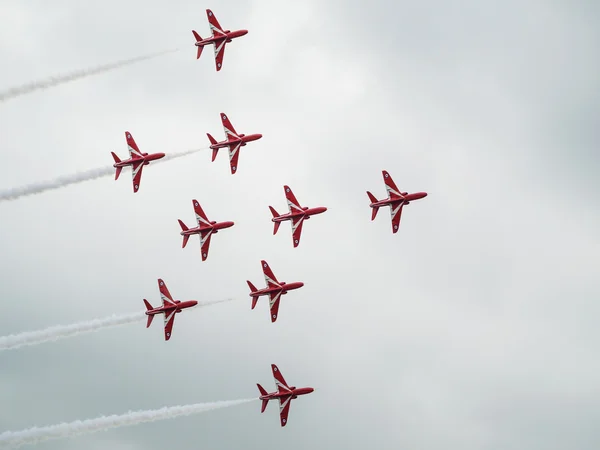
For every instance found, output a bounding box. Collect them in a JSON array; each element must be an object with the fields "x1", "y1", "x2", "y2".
[
  {"x1": 0, "y1": 398, "x2": 256, "y2": 448},
  {"x1": 0, "y1": 147, "x2": 207, "y2": 202},
  {"x1": 0, "y1": 49, "x2": 179, "y2": 103},
  {"x1": 0, "y1": 298, "x2": 232, "y2": 351}
]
